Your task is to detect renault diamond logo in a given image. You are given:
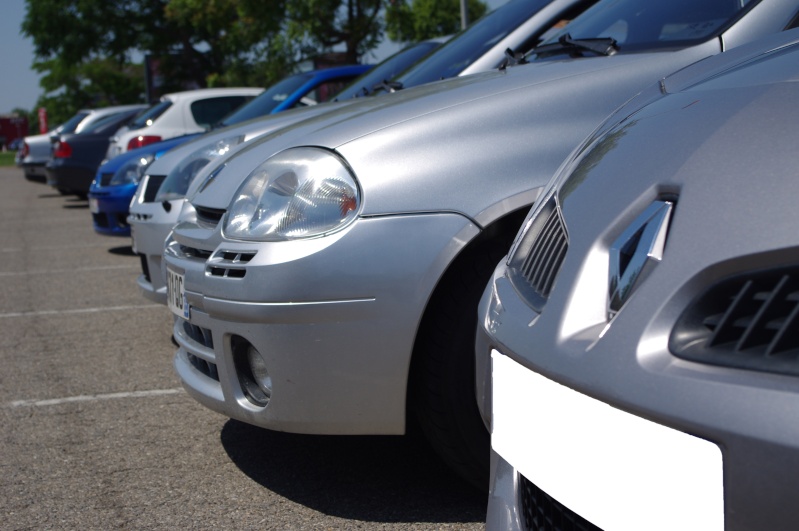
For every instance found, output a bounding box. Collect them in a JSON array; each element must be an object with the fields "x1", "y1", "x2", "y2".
[{"x1": 608, "y1": 200, "x2": 674, "y2": 317}]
